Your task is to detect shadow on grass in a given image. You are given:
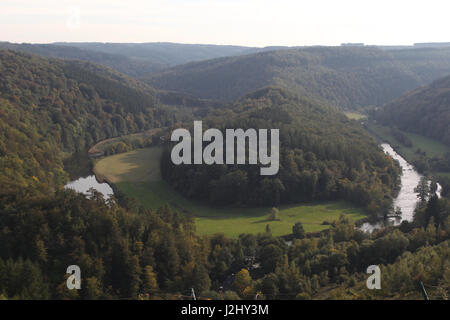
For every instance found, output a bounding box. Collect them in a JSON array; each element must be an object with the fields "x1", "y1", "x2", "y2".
[{"x1": 97, "y1": 147, "x2": 163, "y2": 182}]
